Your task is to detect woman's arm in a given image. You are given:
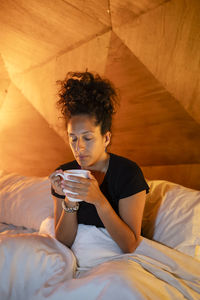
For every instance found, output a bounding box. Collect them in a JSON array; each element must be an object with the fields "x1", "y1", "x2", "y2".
[
  {"x1": 53, "y1": 196, "x2": 78, "y2": 248},
  {"x1": 96, "y1": 190, "x2": 146, "y2": 253},
  {"x1": 62, "y1": 173, "x2": 146, "y2": 253},
  {"x1": 49, "y1": 170, "x2": 78, "y2": 248}
]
